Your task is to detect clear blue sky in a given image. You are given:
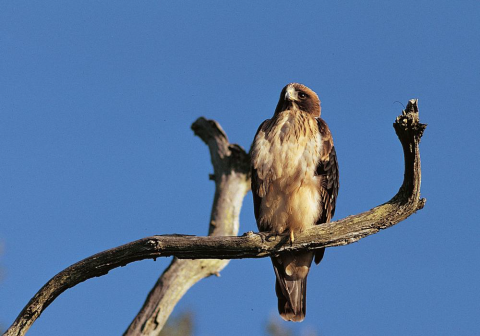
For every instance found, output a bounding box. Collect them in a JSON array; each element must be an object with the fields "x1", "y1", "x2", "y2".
[{"x1": 1, "y1": 1, "x2": 479, "y2": 335}]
